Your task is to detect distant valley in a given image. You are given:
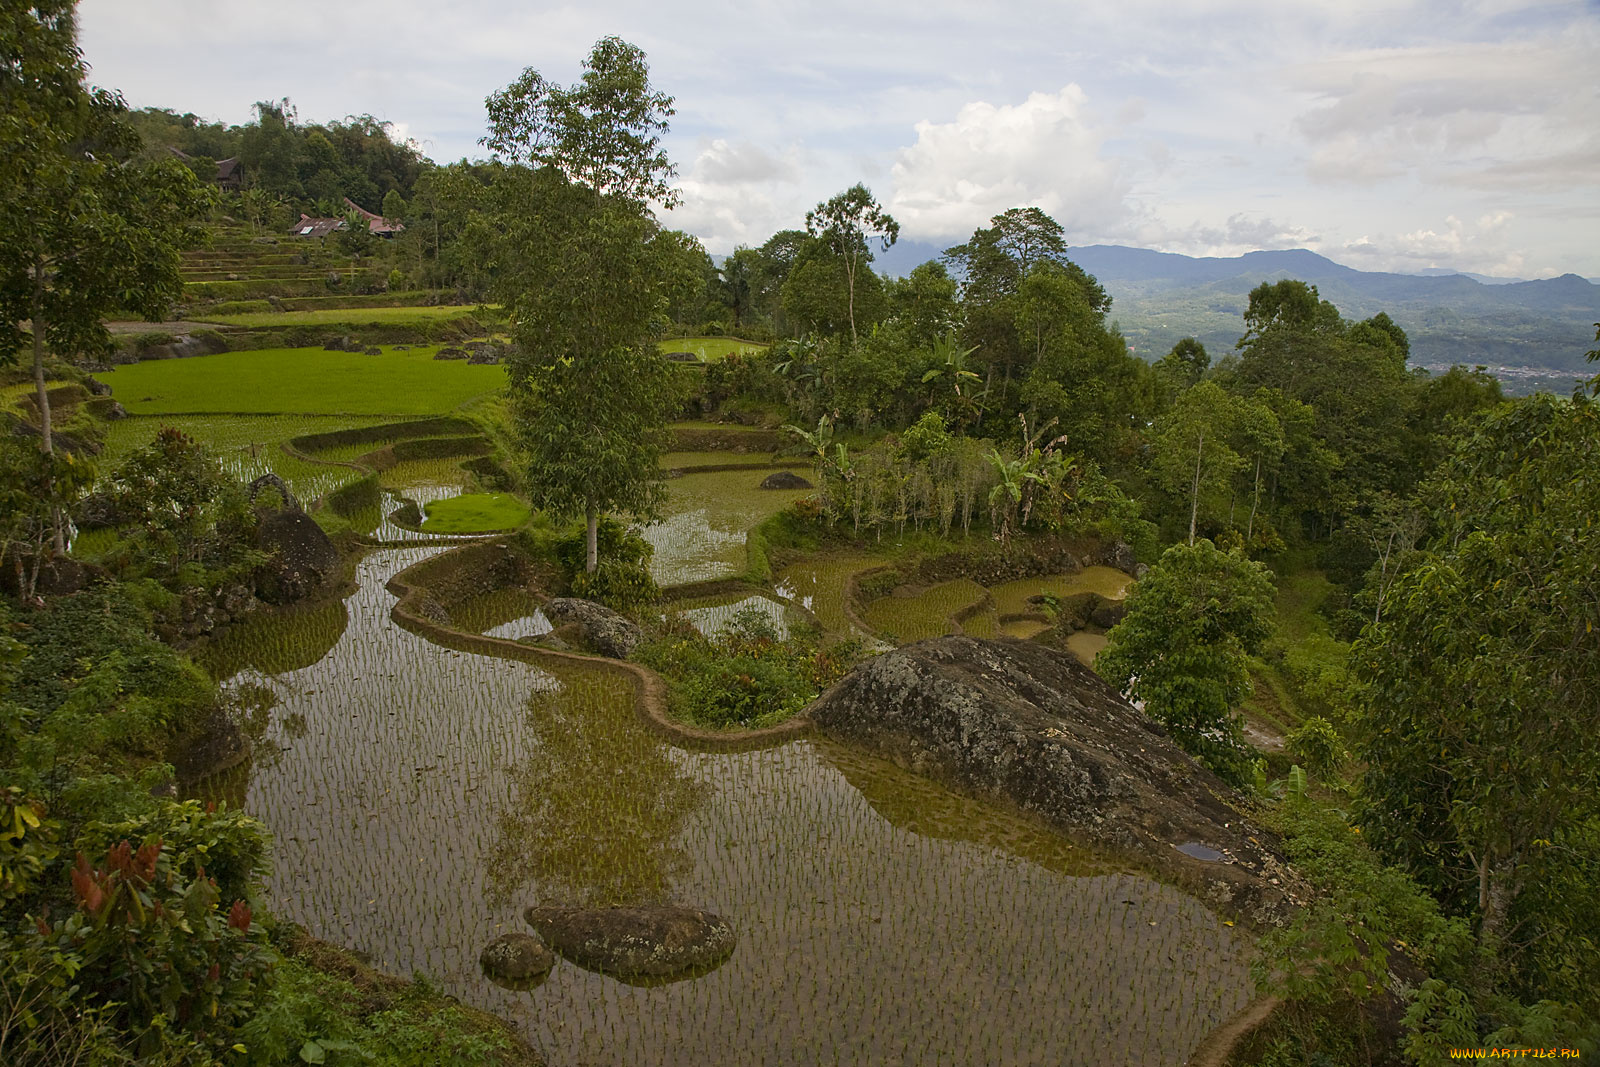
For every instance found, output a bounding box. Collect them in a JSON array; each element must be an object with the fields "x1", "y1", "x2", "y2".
[{"x1": 876, "y1": 240, "x2": 1598, "y2": 394}]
